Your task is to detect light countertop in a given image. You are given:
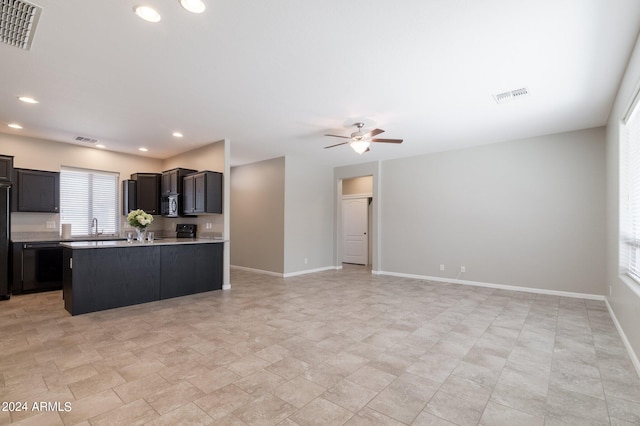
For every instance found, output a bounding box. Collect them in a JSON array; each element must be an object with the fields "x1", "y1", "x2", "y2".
[{"x1": 60, "y1": 237, "x2": 226, "y2": 249}]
